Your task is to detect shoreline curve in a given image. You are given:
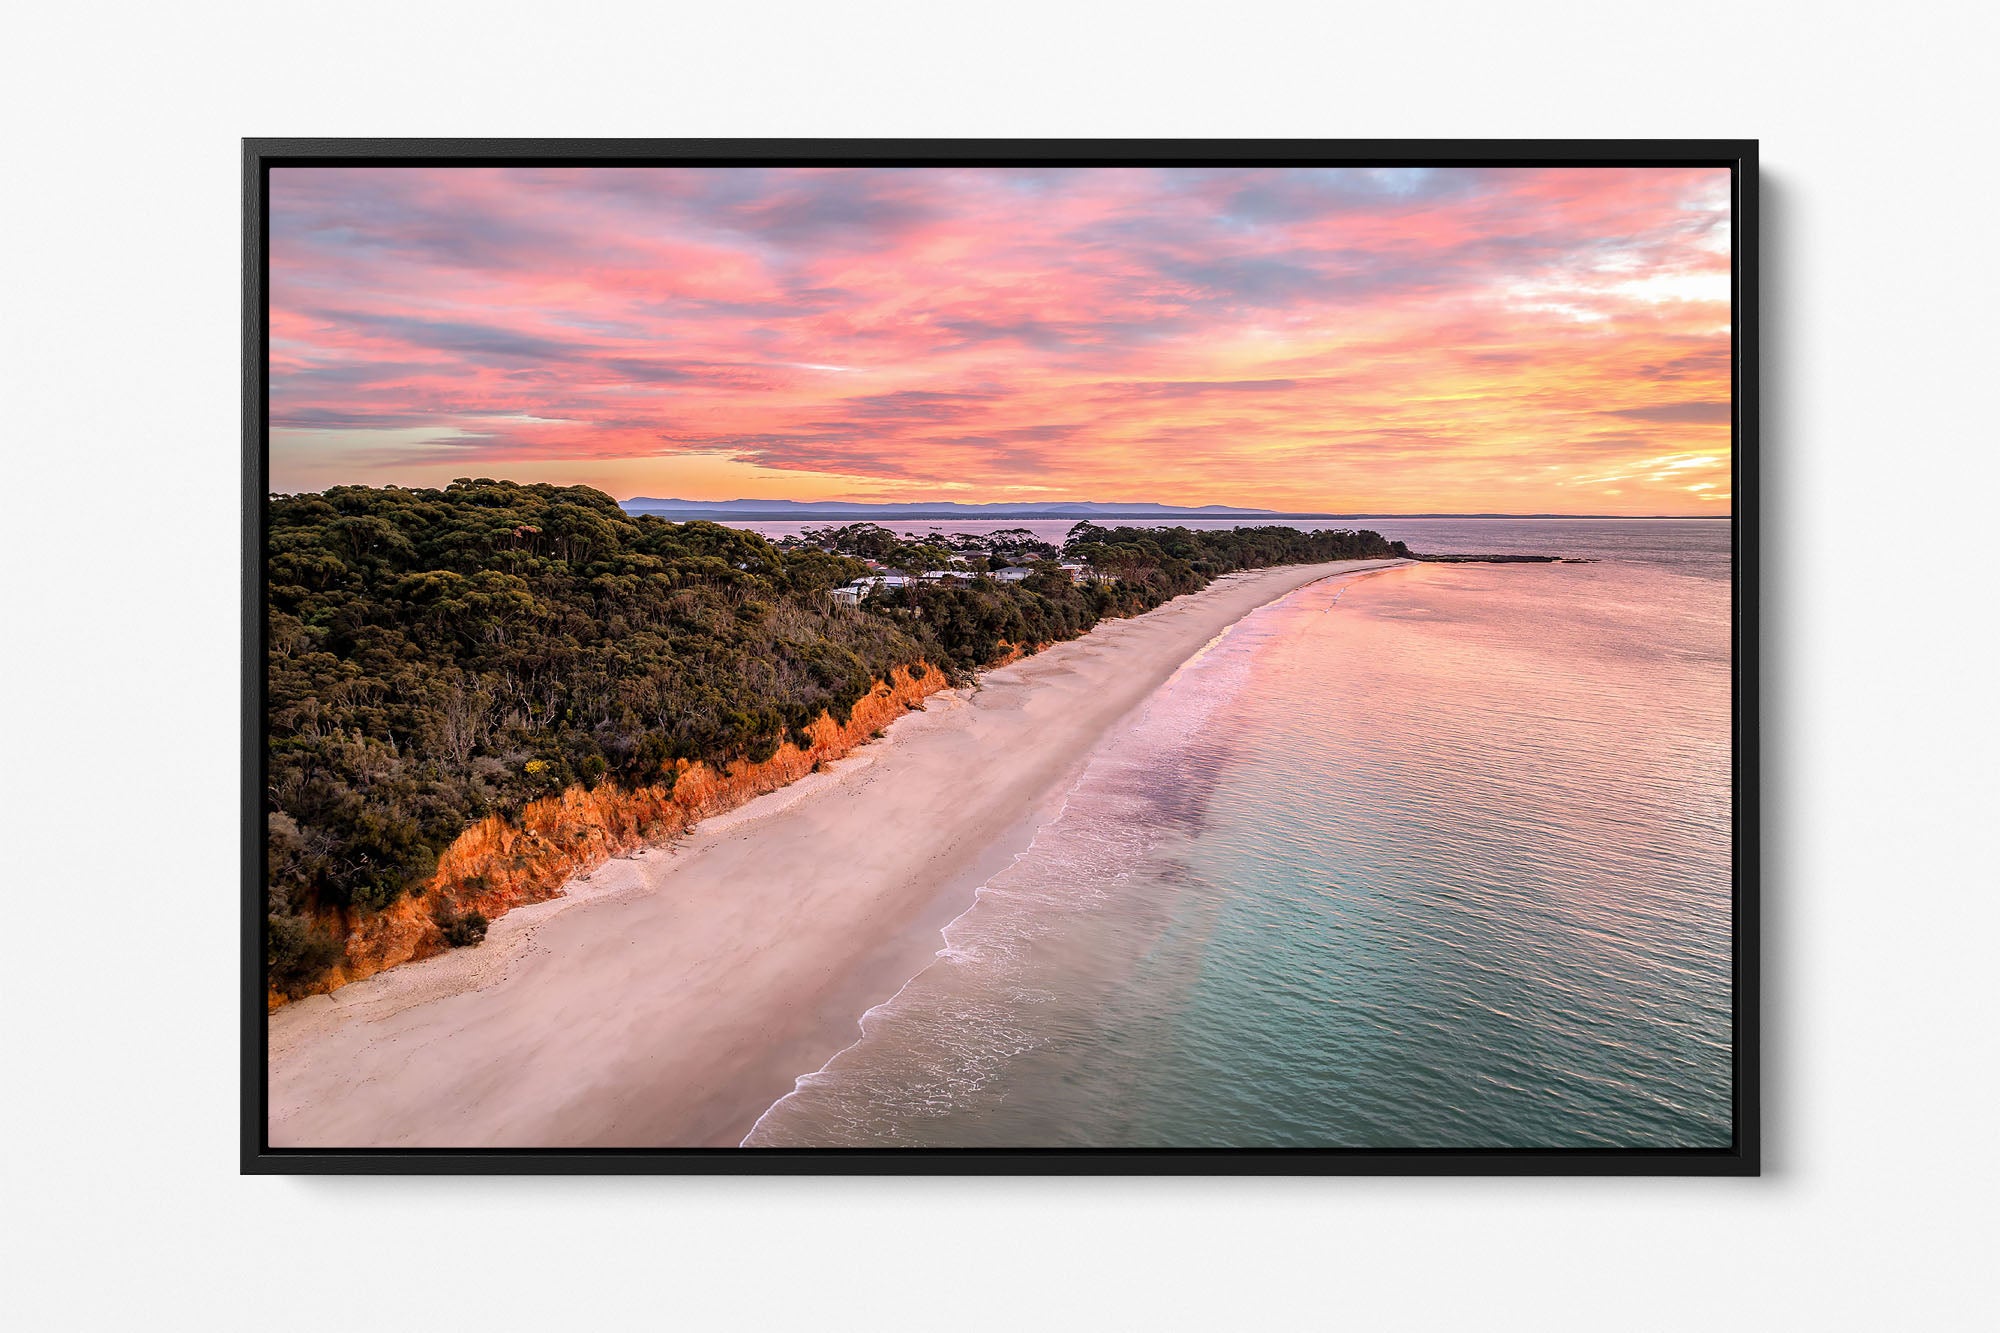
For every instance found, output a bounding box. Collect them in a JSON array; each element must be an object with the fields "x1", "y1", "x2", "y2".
[{"x1": 266, "y1": 558, "x2": 1408, "y2": 1148}]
